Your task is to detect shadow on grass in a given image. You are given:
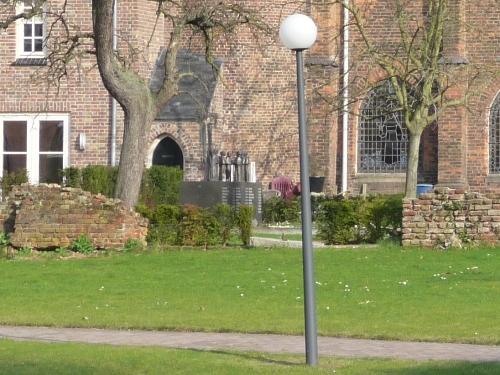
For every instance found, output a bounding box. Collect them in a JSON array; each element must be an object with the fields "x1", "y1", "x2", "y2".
[
  {"x1": 188, "y1": 348, "x2": 302, "y2": 366},
  {"x1": 376, "y1": 361, "x2": 500, "y2": 375}
]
